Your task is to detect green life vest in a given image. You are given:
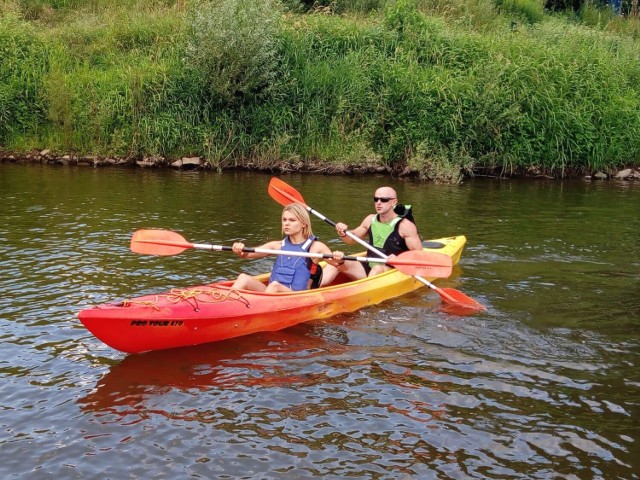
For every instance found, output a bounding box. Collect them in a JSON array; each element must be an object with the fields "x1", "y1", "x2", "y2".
[
  {"x1": 370, "y1": 216, "x2": 403, "y2": 251},
  {"x1": 367, "y1": 204, "x2": 415, "y2": 268}
]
